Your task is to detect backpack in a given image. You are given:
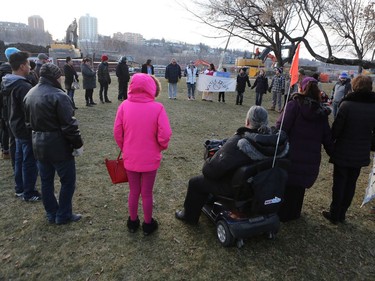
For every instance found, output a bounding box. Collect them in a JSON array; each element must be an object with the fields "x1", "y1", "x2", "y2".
[
  {"x1": 248, "y1": 165, "x2": 288, "y2": 215},
  {"x1": 203, "y1": 138, "x2": 227, "y2": 160}
]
